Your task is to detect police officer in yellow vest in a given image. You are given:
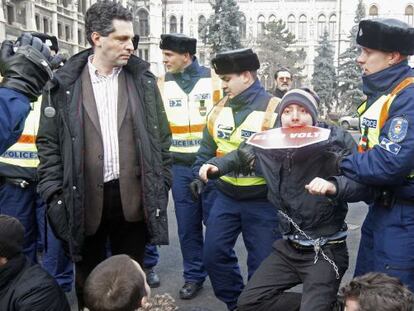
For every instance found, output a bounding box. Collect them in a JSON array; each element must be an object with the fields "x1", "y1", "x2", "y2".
[
  {"x1": 191, "y1": 49, "x2": 281, "y2": 310},
  {"x1": 0, "y1": 91, "x2": 73, "y2": 292},
  {"x1": 339, "y1": 18, "x2": 414, "y2": 291},
  {"x1": 156, "y1": 33, "x2": 221, "y2": 299}
]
